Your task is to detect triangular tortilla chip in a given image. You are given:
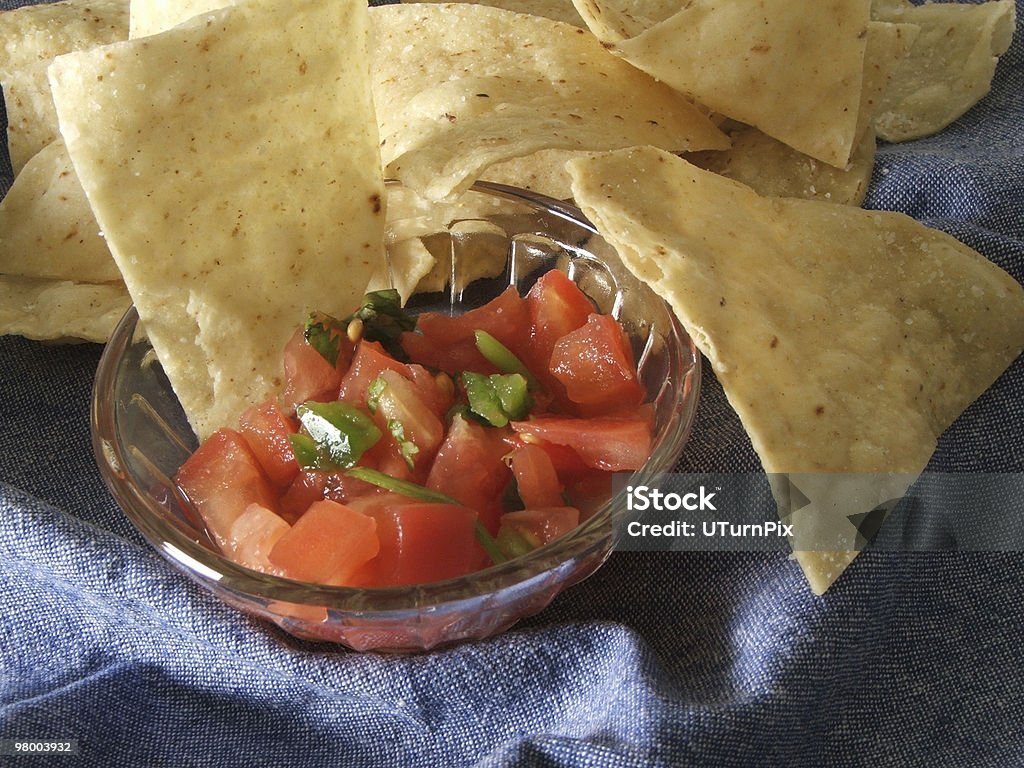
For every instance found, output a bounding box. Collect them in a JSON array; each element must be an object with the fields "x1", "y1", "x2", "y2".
[
  {"x1": 0, "y1": 275, "x2": 129, "y2": 343},
  {"x1": 49, "y1": 0, "x2": 385, "y2": 439},
  {"x1": 577, "y1": 0, "x2": 872, "y2": 168},
  {"x1": 482, "y1": 148, "x2": 585, "y2": 201},
  {"x1": 871, "y1": 0, "x2": 1016, "y2": 142},
  {"x1": 567, "y1": 145, "x2": 1024, "y2": 593},
  {"x1": 0, "y1": 139, "x2": 118, "y2": 283},
  {"x1": 853, "y1": 20, "x2": 920, "y2": 147},
  {"x1": 402, "y1": 0, "x2": 588, "y2": 28},
  {"x1": 685, "y1": 122, "x2": 878, "y2": 207},
  {"x1": 128, "y1": 0, "x2": 240, "y2": 39},
  {"x1": 369, "y1": 3, "x2": 728, "y2": 201},
  {"x1": 571, "y1": 0, "x2": 681, "y2": 42},
  {"x1": 682, "y1": 20, "x2": 916, "y2": 206},
  {"x1": 0, "y1": 0, "x2": 129, "y2": 174}
]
